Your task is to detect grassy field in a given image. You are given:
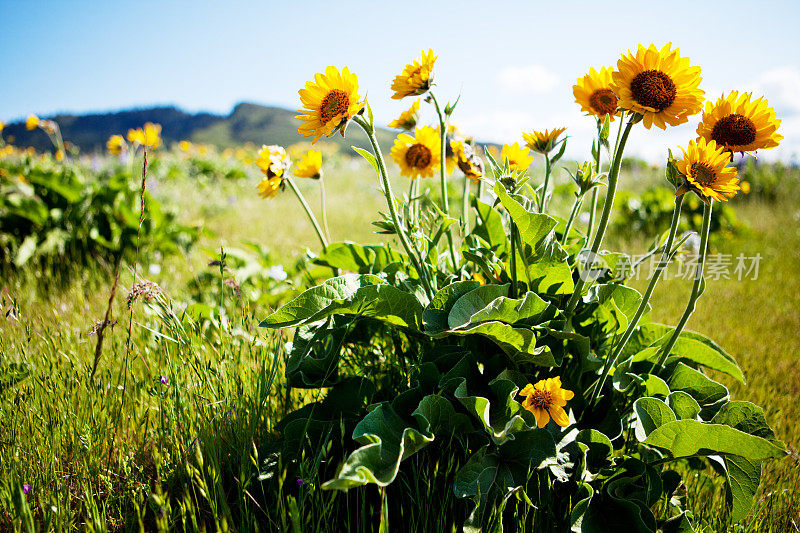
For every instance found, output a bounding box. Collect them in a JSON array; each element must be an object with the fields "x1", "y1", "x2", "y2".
[{"x1": 1, "y1": 153, "x2": 799, "y2": 531}]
